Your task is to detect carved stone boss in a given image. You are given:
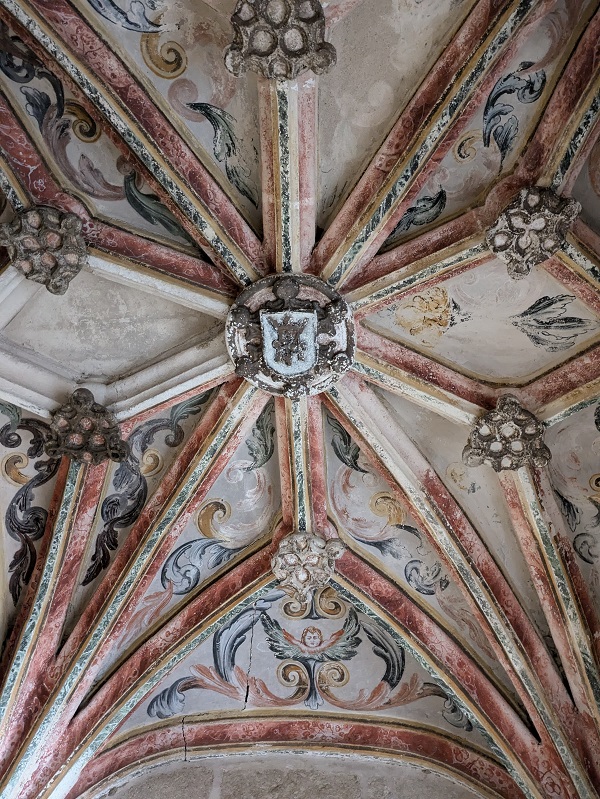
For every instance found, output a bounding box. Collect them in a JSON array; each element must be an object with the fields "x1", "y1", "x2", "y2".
[
  {"x1": 45, "y1": 388, "x2": 129, "y2": 465},
  {"x1": 271, "y1": 532, "x2": 345, "y2": 602},
  {"x1": 462, "y1": 395, "x2": 551, "y2": 472},
  {"x1": 0, "y1": 206, "x2": 87, "y2": 294},
  {"x1": 486, "y1": 187, "x2": 580, "y2": 279},
  {"x1": 226, "y1": 274, "x2": 354, "y2": 398},
  {"x1": 225, "y1": 0, "x2": 336, "y2": 80}
]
